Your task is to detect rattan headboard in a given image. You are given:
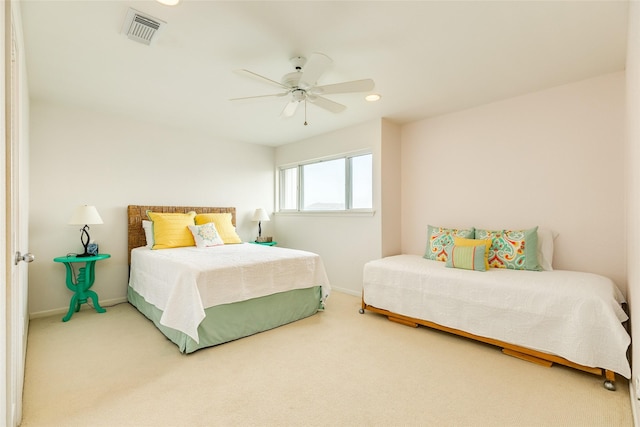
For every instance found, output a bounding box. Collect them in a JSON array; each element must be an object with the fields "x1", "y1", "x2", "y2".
[{"x1": 127, "y1": 205, "x2": 236, "y2": 264}]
